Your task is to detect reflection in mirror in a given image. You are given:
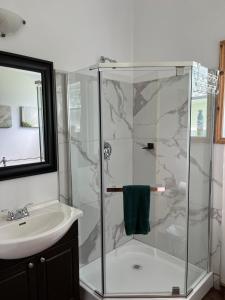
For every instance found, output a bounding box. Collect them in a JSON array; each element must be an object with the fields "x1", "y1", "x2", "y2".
[{"x1": 0, "y1": 66, "x2": 45, "y2": 167}]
